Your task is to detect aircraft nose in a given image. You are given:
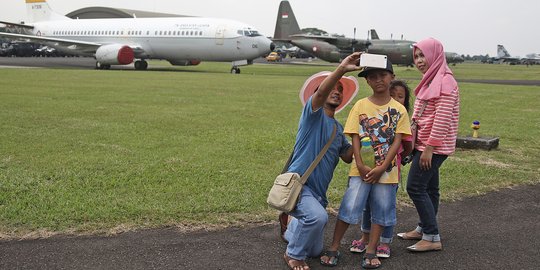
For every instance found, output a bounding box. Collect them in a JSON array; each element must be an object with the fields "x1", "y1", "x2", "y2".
[{"x1": 258, "y1": 37, "x2": 273, "y2": 56}]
